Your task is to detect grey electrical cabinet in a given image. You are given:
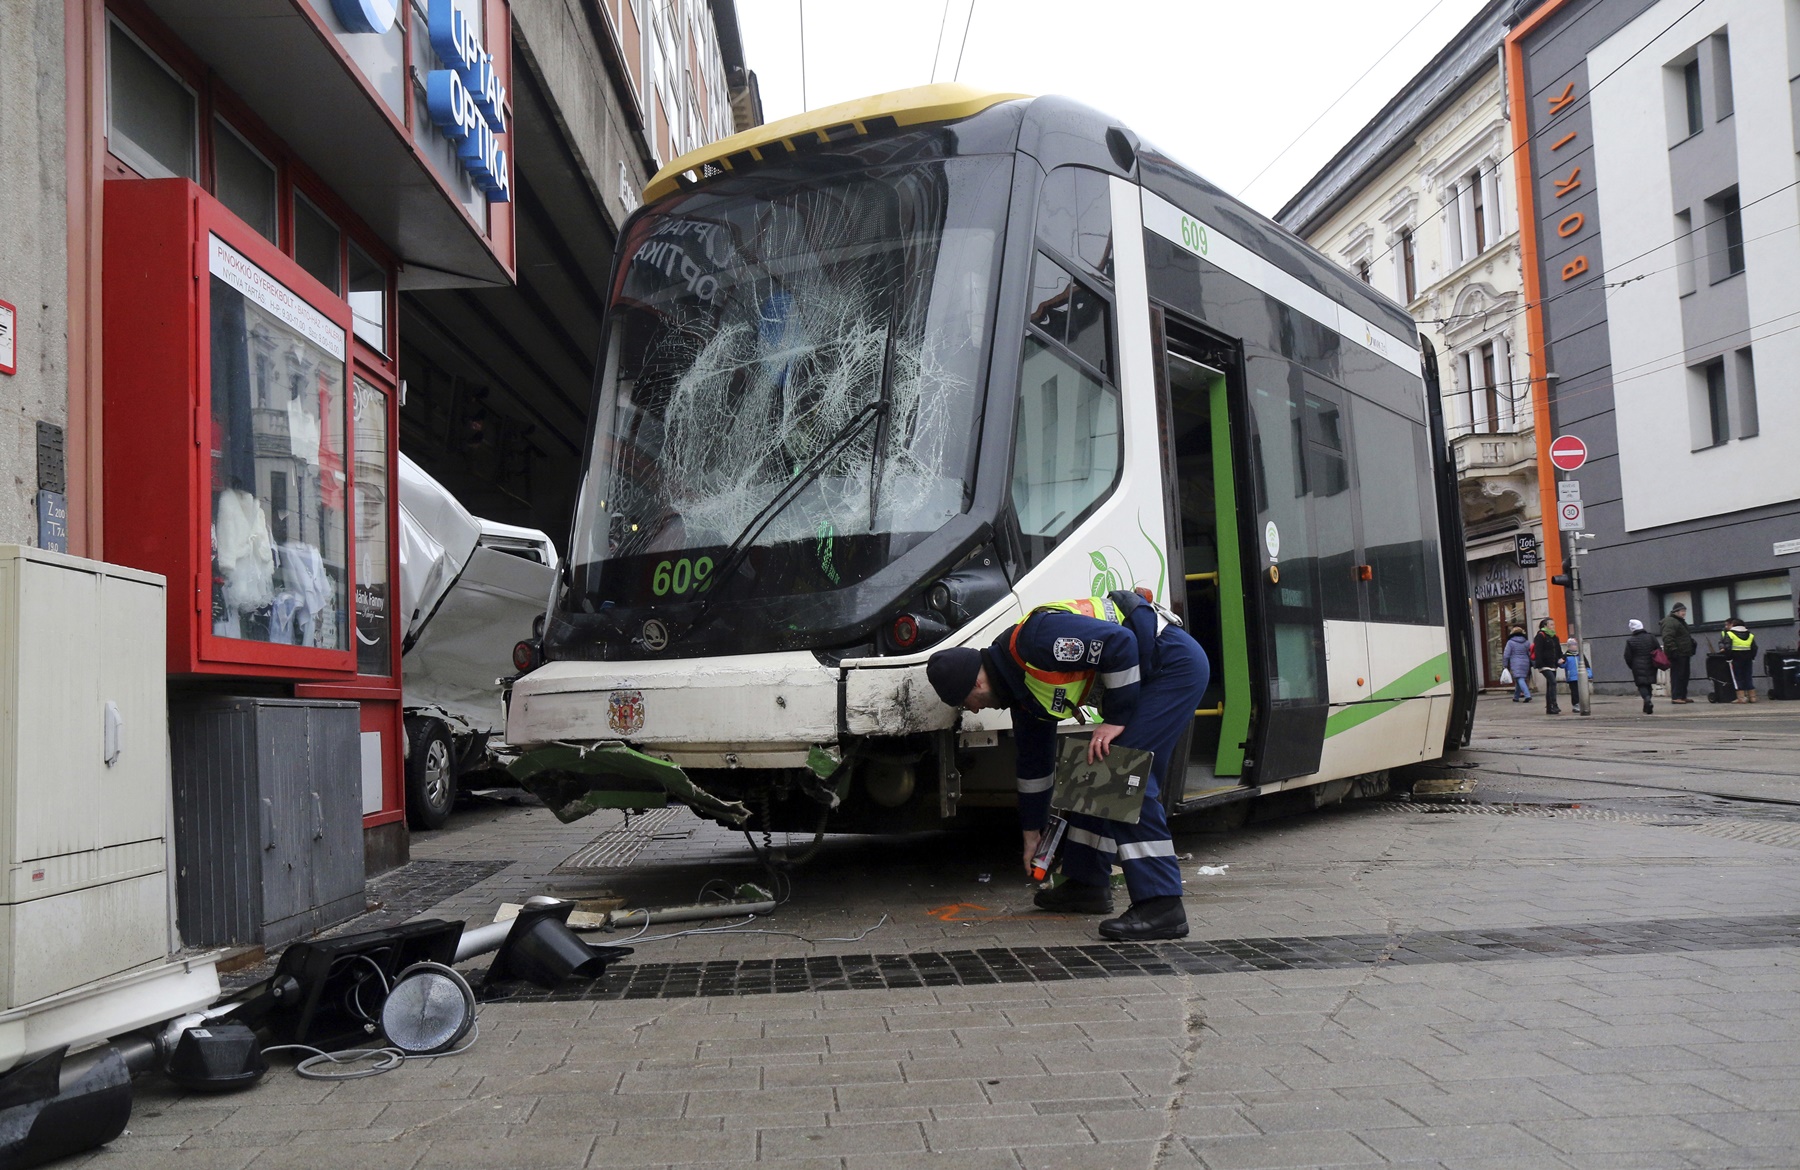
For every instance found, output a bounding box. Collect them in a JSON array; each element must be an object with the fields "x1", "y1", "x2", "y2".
[{"x1": 169, "y1": 698, "x2": 365, "y2": 948}]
